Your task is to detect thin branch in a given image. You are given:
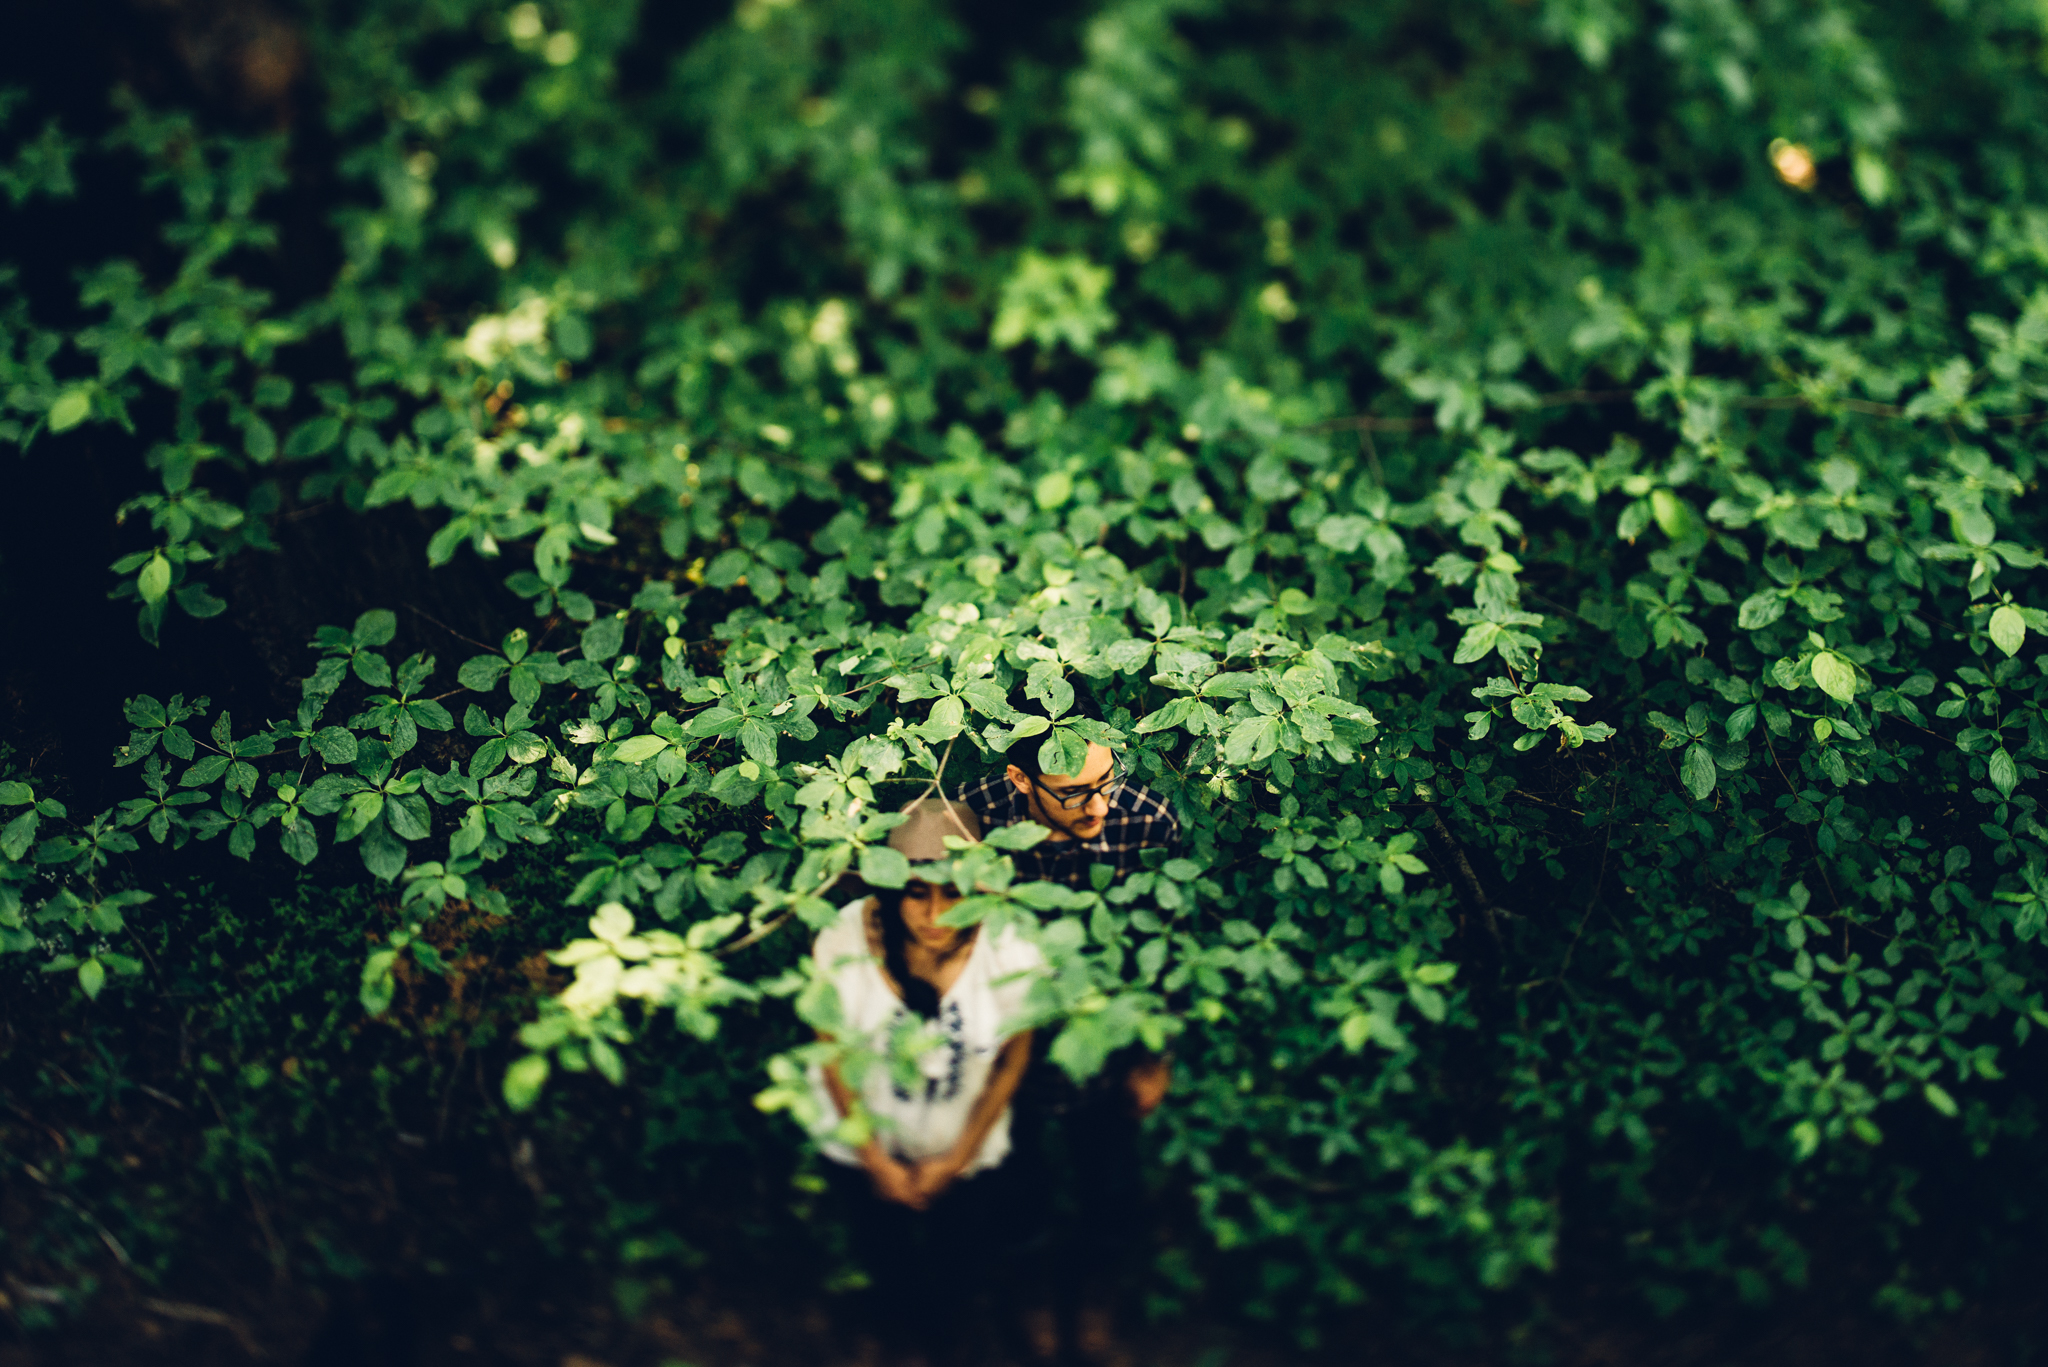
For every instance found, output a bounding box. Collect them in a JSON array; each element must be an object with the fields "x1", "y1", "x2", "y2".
[
  {"x1": 1357, "y1": 424, "x2": 1385, "y2": 487},
  {"x1": 925, "y1": 734, "x2": 981, "y2": 843},
  {"x1": 404, "y1": 604, "x2": 497, "y2": 653},
  {"x1": 1427, "y1": 805, "x2": 1504, "y2": 952},
  {"x1": 141, "y1": 1300, "x2": 264, "y2": 1358},
  {"x1": 1, "y1": 1099, "x2": 67, "y2": 1151},
  {"x1": 21, "y1": 1163, "x2": 135, "y2": 1274},
  {"x1": 716, "y1": 909, "x2": 793, "y2": 959},
  {"x1": 1557, "y1": 777, "x2": 1620, "y2": 981}
]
